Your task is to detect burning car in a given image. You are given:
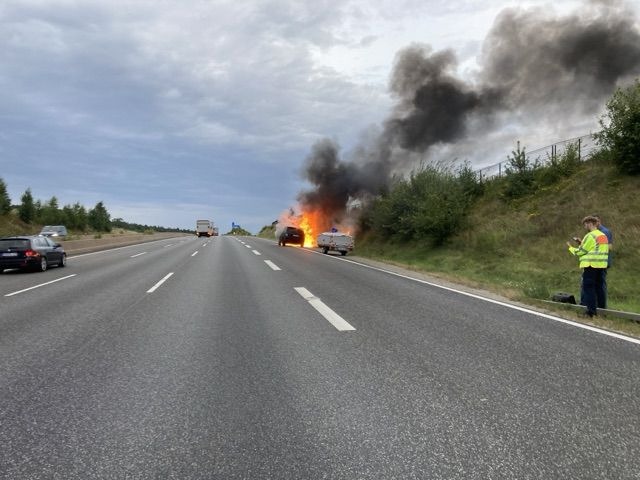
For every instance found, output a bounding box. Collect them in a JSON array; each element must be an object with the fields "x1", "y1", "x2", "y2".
[{"x1": 278, "y1": 226, "x2": 305, "y2": 247}]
